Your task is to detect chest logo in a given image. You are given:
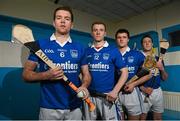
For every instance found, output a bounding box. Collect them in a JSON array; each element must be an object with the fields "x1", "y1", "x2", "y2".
[
  {"x1": 103, "y1": 53, "x2": 109, "y2": 60},
  {"x1": 128, "y1": 56, "x2": 134, "y2": 63},
  {"x1": 70, "y1": 50, "x2": 78, "y2": 58},
  {"x1": 44, "y1": 49, "x2": 54, "y2": 53}
]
